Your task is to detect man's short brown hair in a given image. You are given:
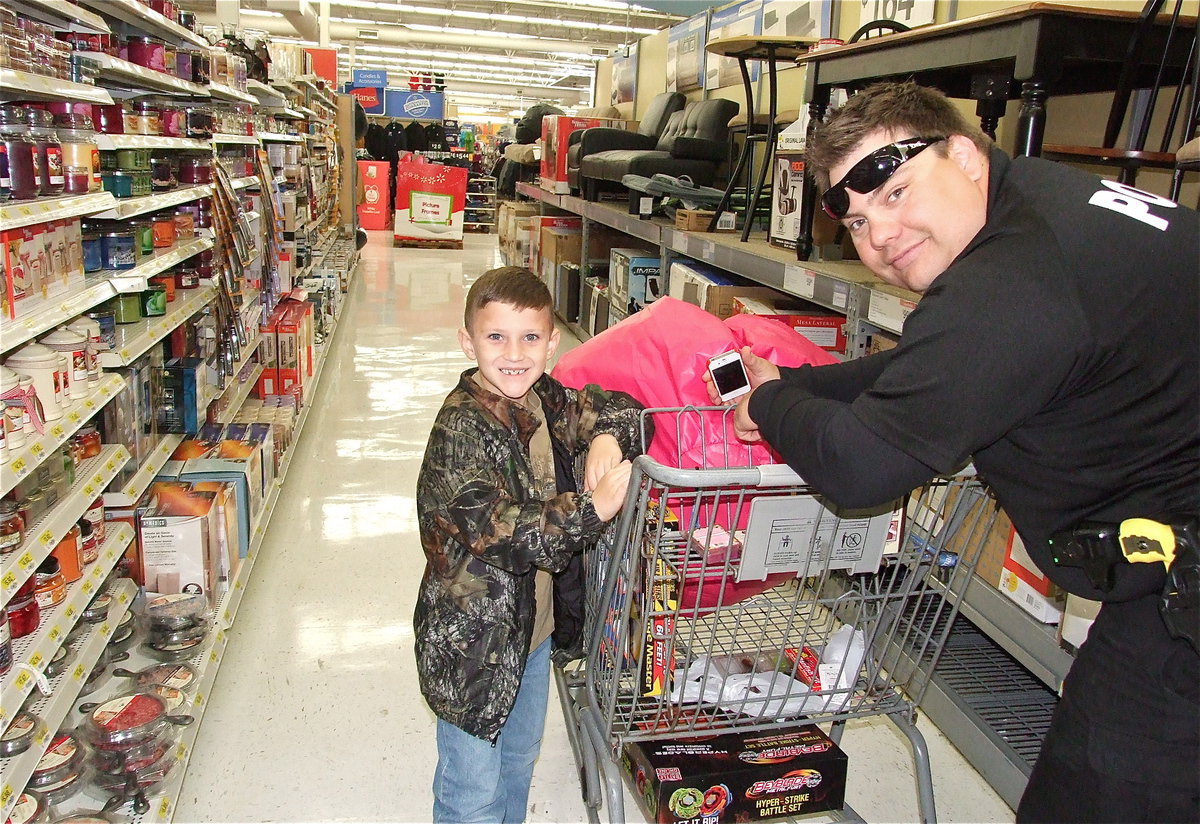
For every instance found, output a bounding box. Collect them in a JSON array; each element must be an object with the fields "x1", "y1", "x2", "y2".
[
  {"x1": 464, "y1": 266, "x2": 553, "y2": 330},
  {"x1": 806, "y1": 82, "x2": 992, "y2": 189}
]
